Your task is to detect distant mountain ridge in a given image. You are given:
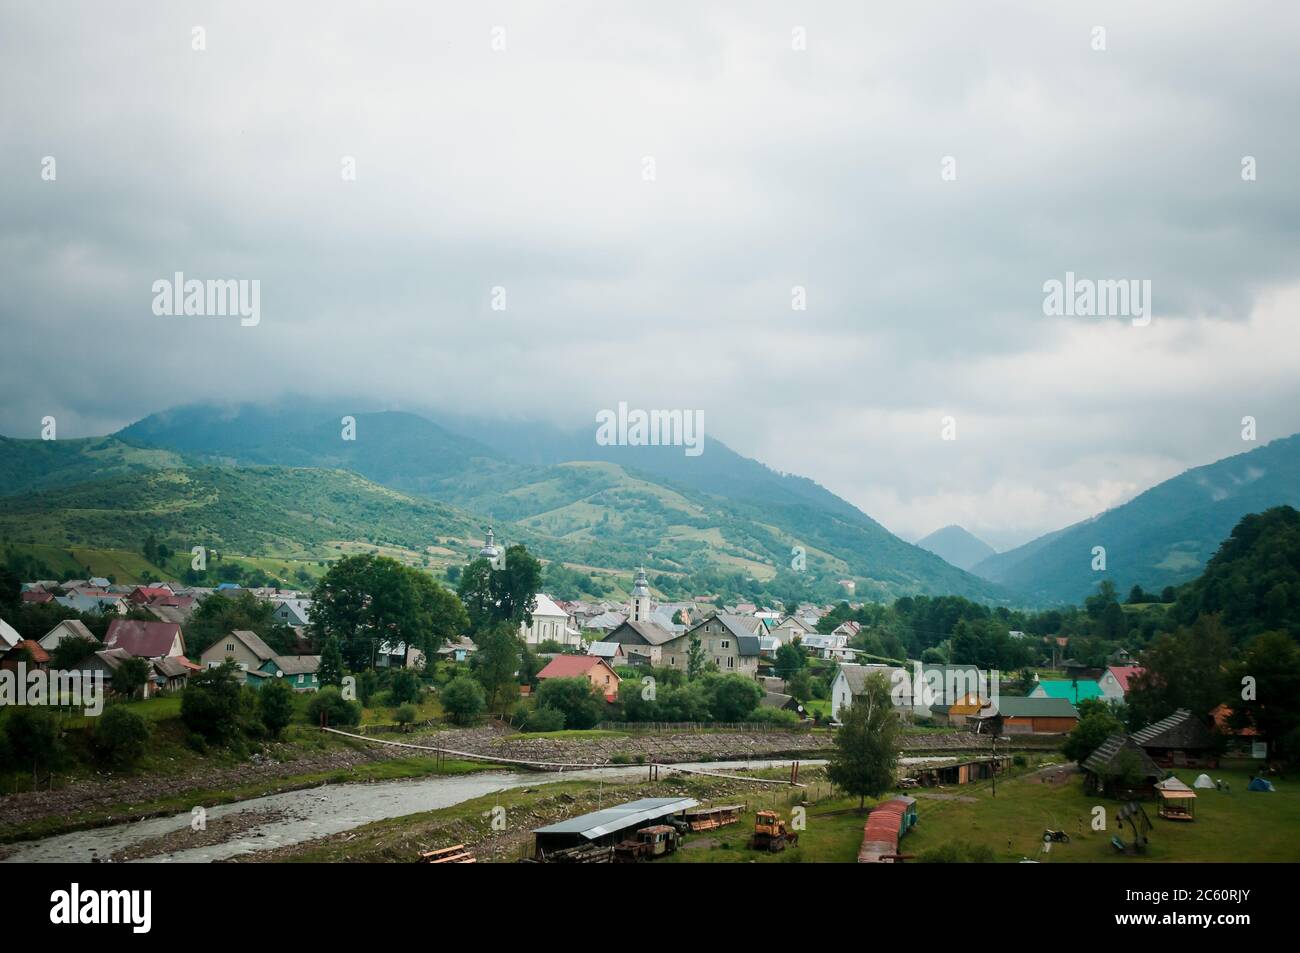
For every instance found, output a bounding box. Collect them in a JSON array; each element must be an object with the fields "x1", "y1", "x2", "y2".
[
  {"x1": 916, "y1": 525, "x2": 997, "y2": 571},
  {"x1": 971, "y1": 434, "x2": 1300, "y2": 604},
  {"x1": 0, "y1": 401, "x2": 1011, "y2": 603}
]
